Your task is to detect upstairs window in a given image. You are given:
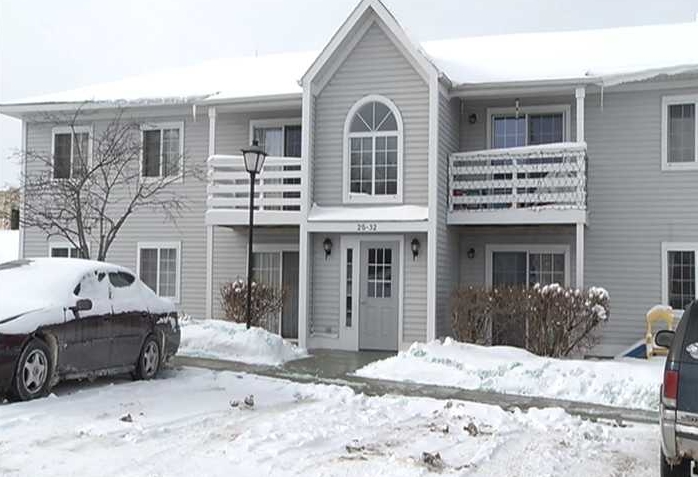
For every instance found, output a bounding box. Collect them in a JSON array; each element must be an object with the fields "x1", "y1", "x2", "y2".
[
  {"x1": 251, "y1": 120, "x2": 301, "y2": 157},
  {"x1": 142, "y1": 122, "x2": 183, "y2": 178},
  {"x1": 52, "y1": 126, "x2": 91, "y2": 179},
  {"x1": 489, "y1": 108, "x2": 567, "y2": 149},
  {"x1": 662, "y1": 95, "x2": 698, "y2": 170},
  {"x1": 343, "y1": 95, "x2": 403, "y2": 203}
]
